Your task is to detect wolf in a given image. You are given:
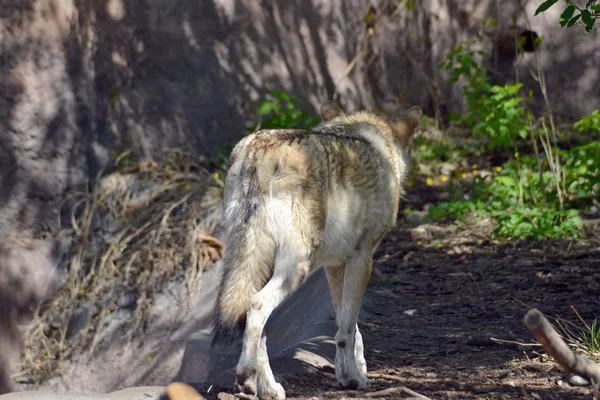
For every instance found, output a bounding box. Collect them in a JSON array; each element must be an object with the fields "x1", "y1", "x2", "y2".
[{"x1": 211, "y1": 102, "x2": 422, "y2": 400}]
